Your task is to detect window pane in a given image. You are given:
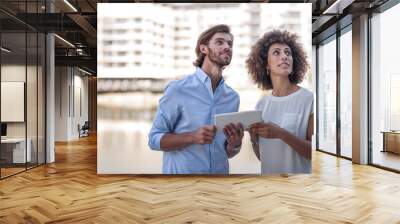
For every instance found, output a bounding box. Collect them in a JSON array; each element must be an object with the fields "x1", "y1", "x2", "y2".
[
  {"x1": 340, "y1": 29, "x2": 352, "y2": 158},
  {"x1": 318, "y1": 37, "x2": 337, "y2": 154},
  {"x1": 371, "y1": 3, "x2": 400, "y2": 171}
]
